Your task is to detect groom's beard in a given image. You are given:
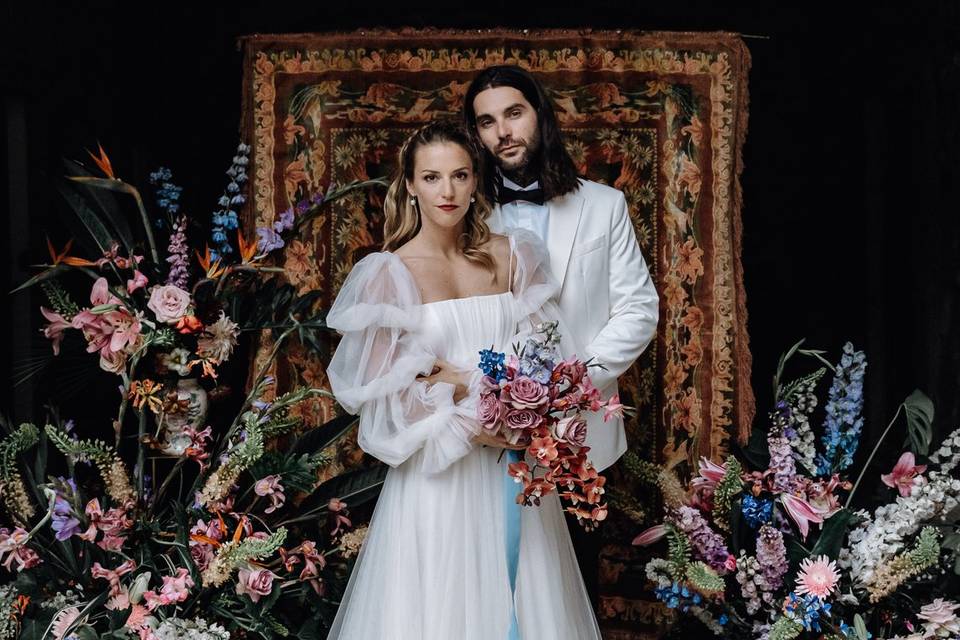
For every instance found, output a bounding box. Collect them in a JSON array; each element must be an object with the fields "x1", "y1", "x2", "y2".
[{"x1": 494, "y1": 129, "x2": 542, "y2": 187}]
